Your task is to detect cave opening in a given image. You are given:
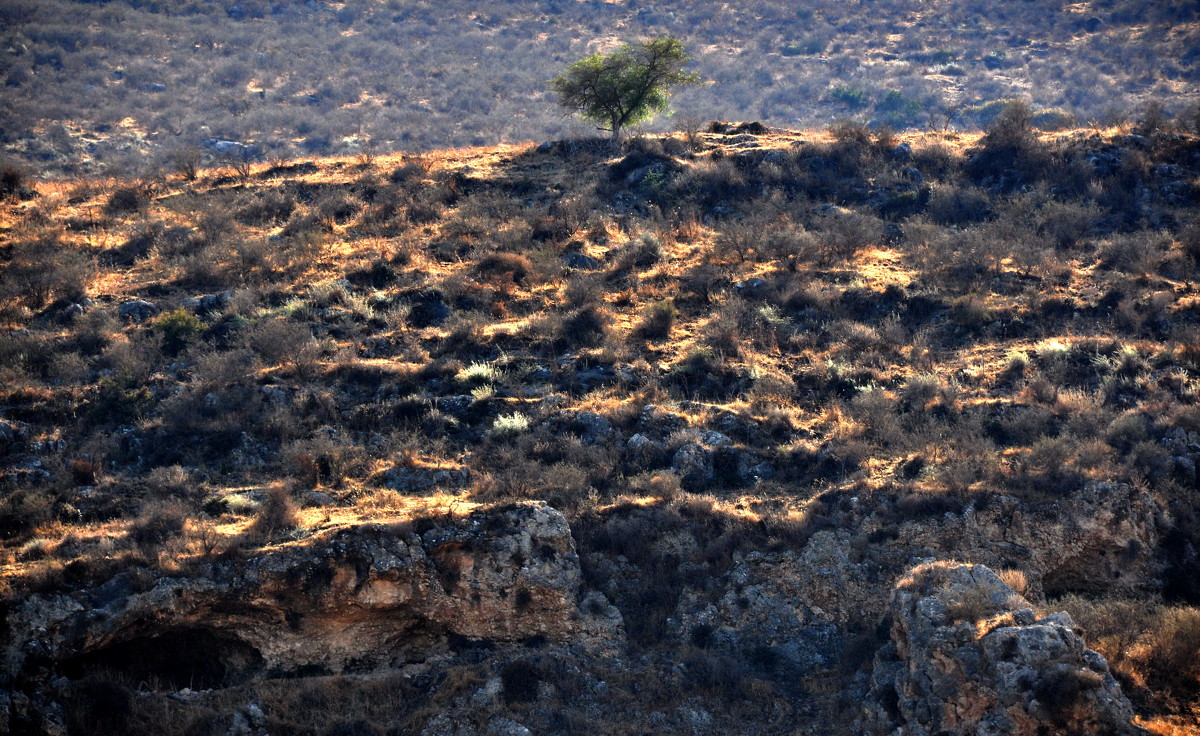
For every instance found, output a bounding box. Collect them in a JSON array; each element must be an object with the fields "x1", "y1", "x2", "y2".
[{"x1": 61, "y1": 628, "x2": 264, "y2": 690}]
